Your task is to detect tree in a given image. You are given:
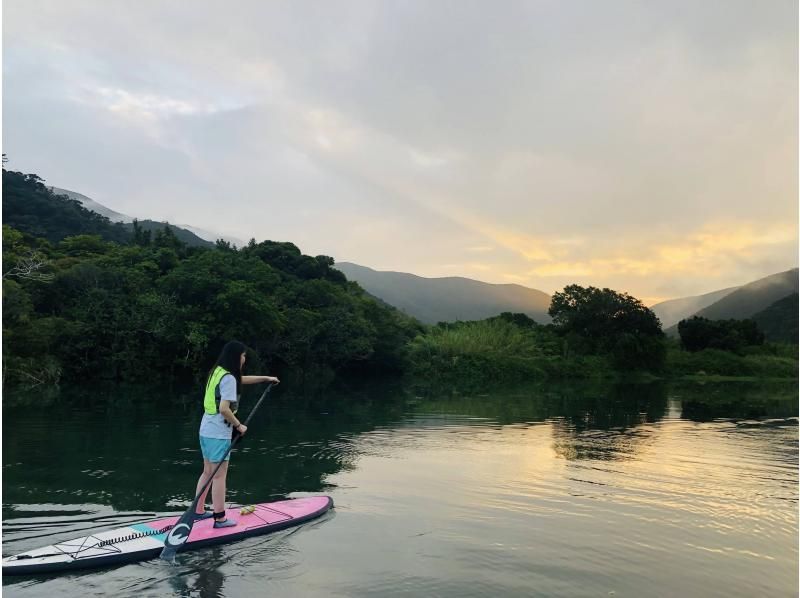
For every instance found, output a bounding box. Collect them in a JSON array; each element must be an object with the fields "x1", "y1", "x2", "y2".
[
  {"x1": 548, "y1": 284, "x2": 665, "y2": 370},
  {"x1": 678, "y1": 316, "x2": 765, "y2": 353}
]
